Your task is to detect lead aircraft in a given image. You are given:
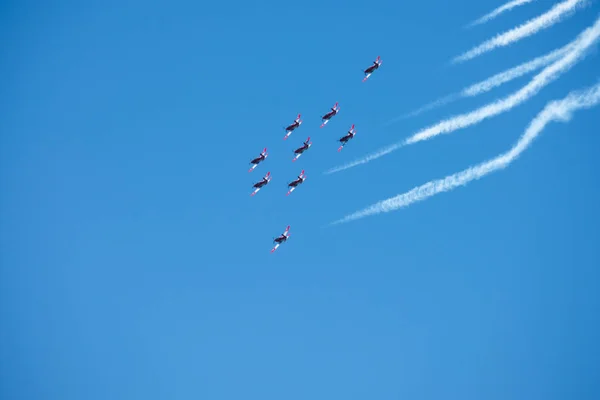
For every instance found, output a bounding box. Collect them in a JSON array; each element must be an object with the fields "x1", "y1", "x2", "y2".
[
  {"x1": 271, "y1": 225, "x2": 290, "y2": 253},
  {"x1": 292, "y1": 137, "x2": 312, "y2": 161},
  {"x1": 250, "y1": 171, "x2": 271, "y2": 196},
  {"x1": 283, "y1": 114, "x2": 302, "y2": 140},
  {"x1": 338, "y1": 124, "x2": 356, "y2": 152},
  {"x1": 320, "y1": 102, "x2": 339, "y2": 128},
  {"x1": 248, "y1": 148, "x2": 268, "y2": 172},
  {"x1": 363, "y1": 56, "x2": 382, "y2": 82}
]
